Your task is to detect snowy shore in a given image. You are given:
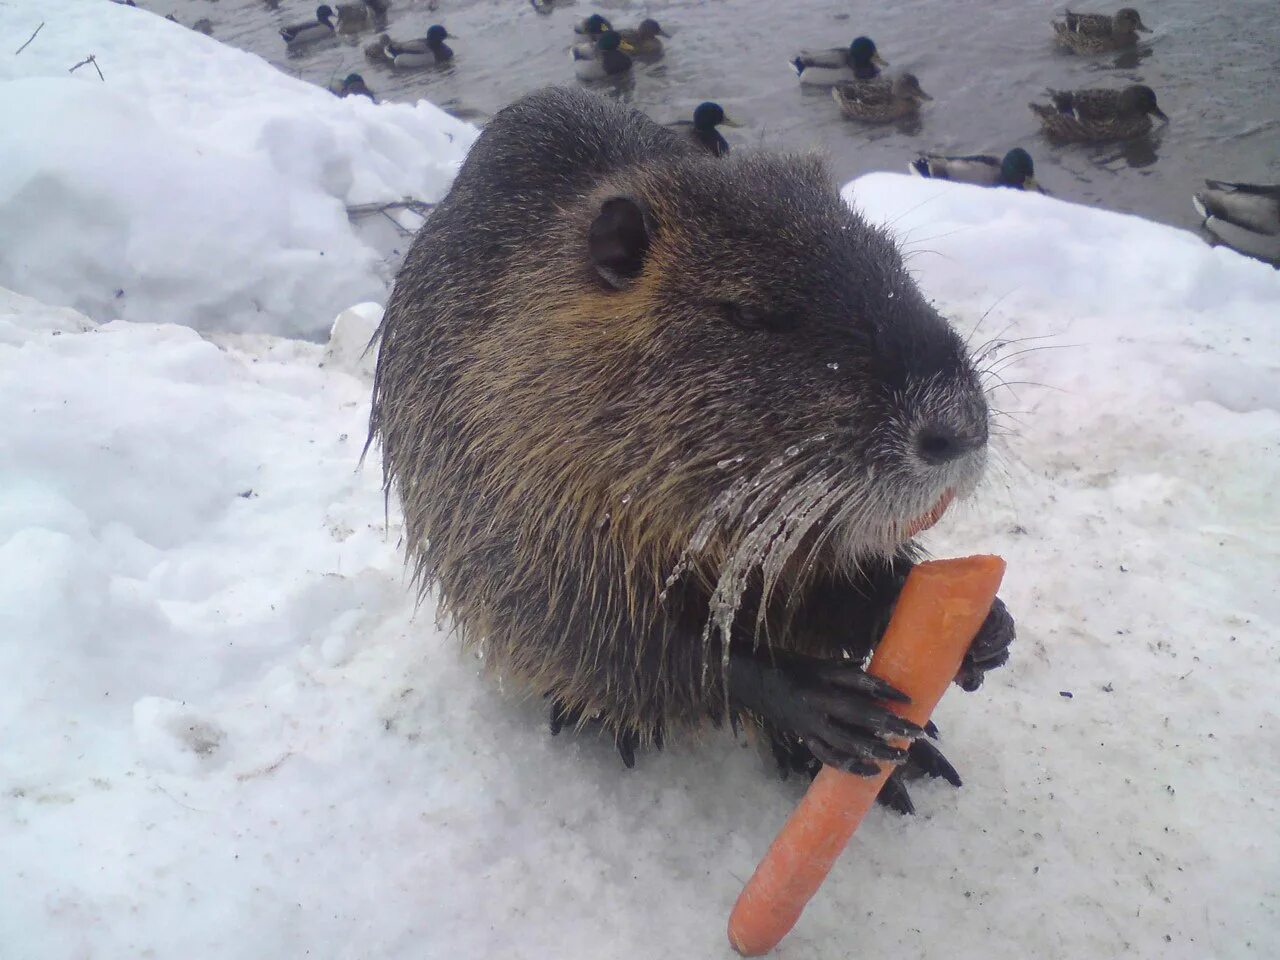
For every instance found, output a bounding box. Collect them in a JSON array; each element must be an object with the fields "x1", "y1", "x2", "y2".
[{"x1": 2, "y1": 2, "x2": 1278, "y2": 958}]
